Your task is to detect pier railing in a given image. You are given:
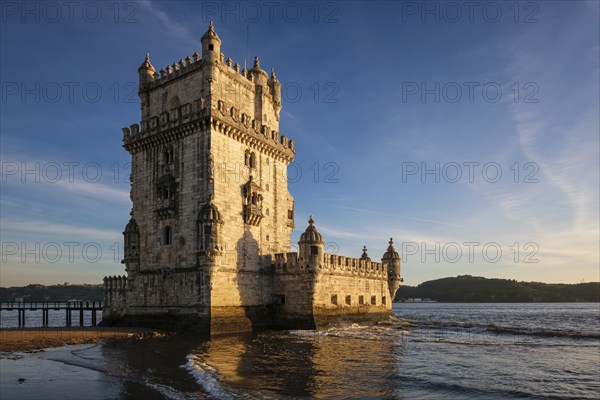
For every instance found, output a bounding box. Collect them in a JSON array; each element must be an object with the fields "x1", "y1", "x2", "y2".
[{"x1": 0, "y1": 301, "x2": 102, "y2": 328}]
